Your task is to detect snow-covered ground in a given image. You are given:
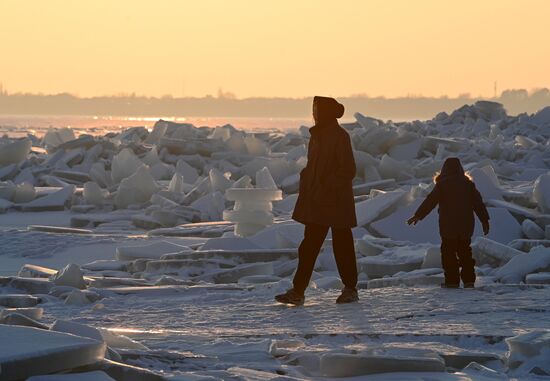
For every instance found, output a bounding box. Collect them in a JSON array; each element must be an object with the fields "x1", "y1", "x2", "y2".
[{"x1": 1, "y1": 102, "x2": 550, "y2": 380}]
